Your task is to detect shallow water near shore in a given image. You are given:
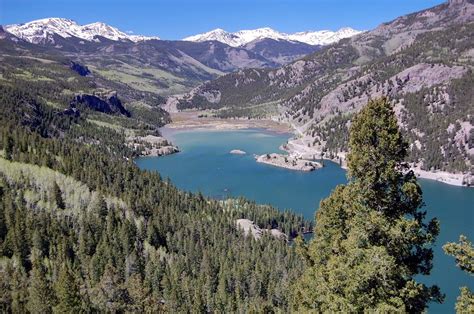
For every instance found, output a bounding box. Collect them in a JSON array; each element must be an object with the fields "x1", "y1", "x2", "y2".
[{"x1": 136, "y1": 128, "x2": 474, "y2": 313}]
